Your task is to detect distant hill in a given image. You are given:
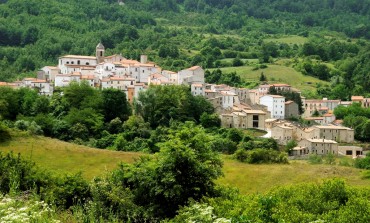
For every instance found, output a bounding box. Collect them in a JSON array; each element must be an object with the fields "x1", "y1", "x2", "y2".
[{"x1": 0, "y1": 0, "x2": 369, "y2": 98}]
